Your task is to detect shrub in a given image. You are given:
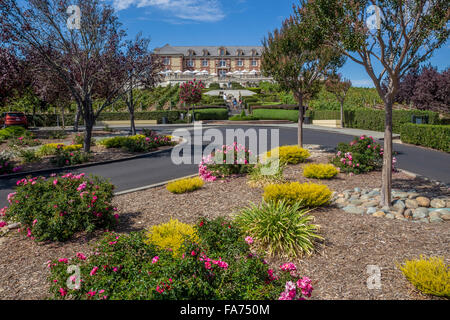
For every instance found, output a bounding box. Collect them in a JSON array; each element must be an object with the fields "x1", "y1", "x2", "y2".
[
  {"x1": 199, "y1": 143, "x2": 256, "y2": 181},
  {"x1": 229, "y1": 115, "x2": 259, "y2": 121},
  {"x1": 99, "y1": 134, "x2": 173, "y2": 152},
  {"x1": 18, "y1": 149, "x2": 41, "y2": 164},
  {"x1": 400, "y1": 124, "x2": 450, "y2": 152},
  {"x1": 166, "y1": 177, "x2": 204, "y2": 194},
  {"x1": 4, "y1": 173, "x2": 117, "y2": 242},
  {"x1": 247, "y1": 159, "x2": 285, "y2": 188},
  {"x1": 122, "y1": 135, "x2": 158, "y2": 152},
  {"x1": 73, "y1": 132, "x2": 96, "y2": 147},
  {"x1": 330, "y1": 135, "x2": 384, "y2": 174},
  {"x1": 265, "y1": 145, "x2": 310, "y2": 165},
  {"x1": 234, "y1": 201, "x2": 322, "y2": 258},
  {"x1": 37, "y1": 143, "x2": 83, "y2": 156},
  {"x1": 0, "y1": 126, "x2": 28, "y2": 140},
  {"x1": 144, "y1": 219, "x2": 199, "y2": 257},
  {"x1": 7, "y1": 136, "x2": 41, "y2": 147},
  {"x1": 303, "y1": 164, "x2": 339, "y2": 179},
  {"x1": 398, "y1": 256, "x2": 449, "y2": 298},
  {"x1": 190, "y1": 108, "x2": 228, "y2": 121},
  {"x1": 0, "y1": 151, "x2": 21, "y2": 175},
  {"x1": 263, "y1": 182, "x2": 332, "y2": 208},
  {"x1": 50, "y1": 147, "x2": 91, "y2": 167},
  {"x1": 252, "y1": 109, "x2": 299, "y2": 122},
  {"x1": 98, "y1": 136, "x2": 128, "y2": 149},
  {"x1": 47, "y1": 217, "x2": 312, "y2": 300}
]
